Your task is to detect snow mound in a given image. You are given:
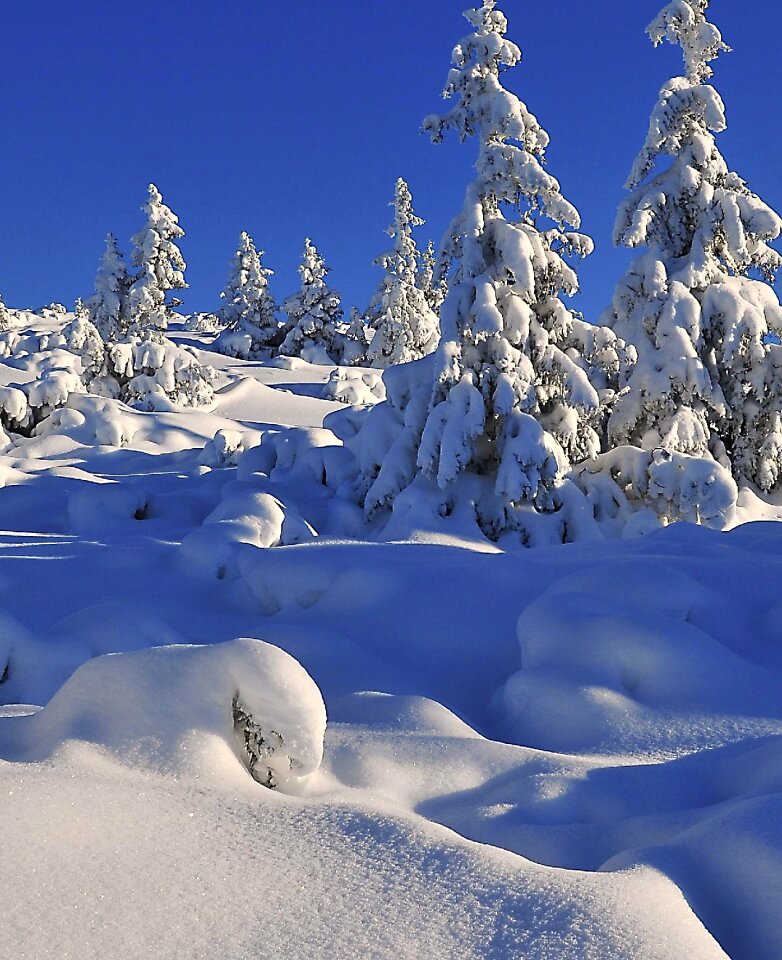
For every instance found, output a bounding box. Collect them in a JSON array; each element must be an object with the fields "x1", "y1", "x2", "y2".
[
  {"x1": 181, "y1": 483, "x2": 317, "y2": 579},
  {"x1": 499, "y1": 559, "x2": 782, "y2": 756},
  {"x1": 322, "y1": 367, "x2": 386, "y2": 406},
  {"x1": 214, "y1": 328, "x2": 254, "y2": 359},
  {"x1": 212, "y1": 374, "x2": 343, "y2": 427},
  {"x1": 68, "y1": 482, "x2": 149, "y2": 535},
  {"x1": 3, "y1": 638, "x2": 327, "y2": 789},
  {"x1": 199, "y1": 427, "x2": 253, "y2": 468}
]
